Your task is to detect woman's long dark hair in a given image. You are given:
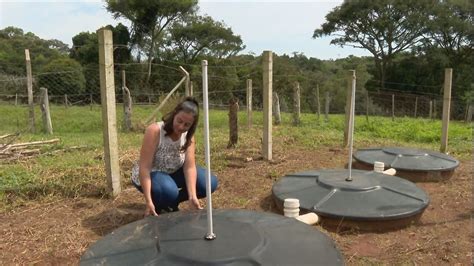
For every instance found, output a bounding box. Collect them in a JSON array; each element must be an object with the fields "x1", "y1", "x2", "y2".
[{"x1": 162, "y1": 97, "x2": 199, "y2": 151}]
